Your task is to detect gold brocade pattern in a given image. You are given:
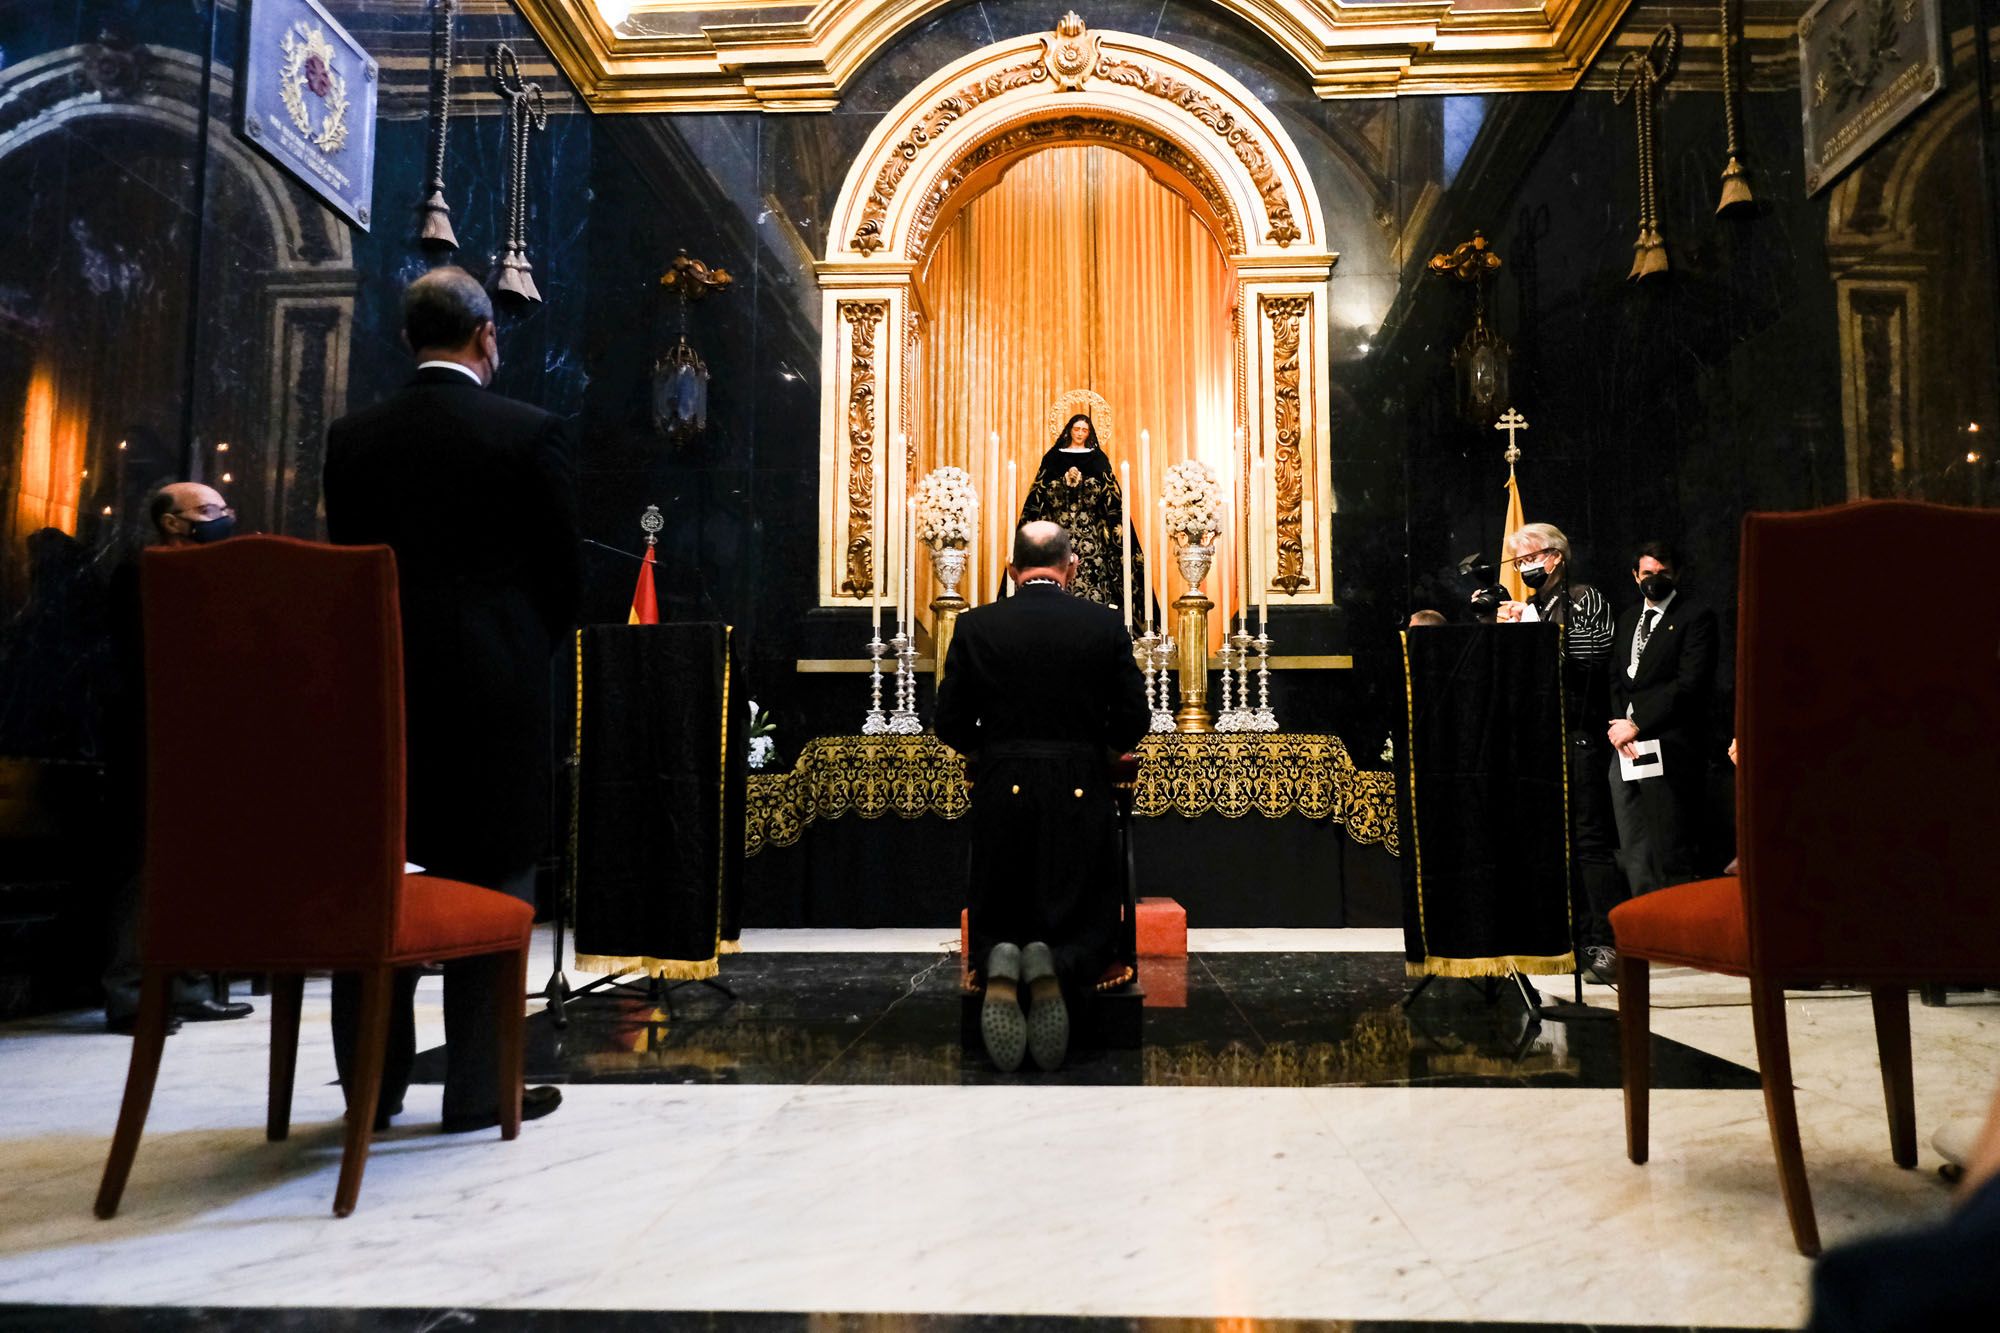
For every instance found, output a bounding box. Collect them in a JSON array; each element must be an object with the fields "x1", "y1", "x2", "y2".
[{"x1": 745, "y1": 732, "x2": 1398, "y2": 858}]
